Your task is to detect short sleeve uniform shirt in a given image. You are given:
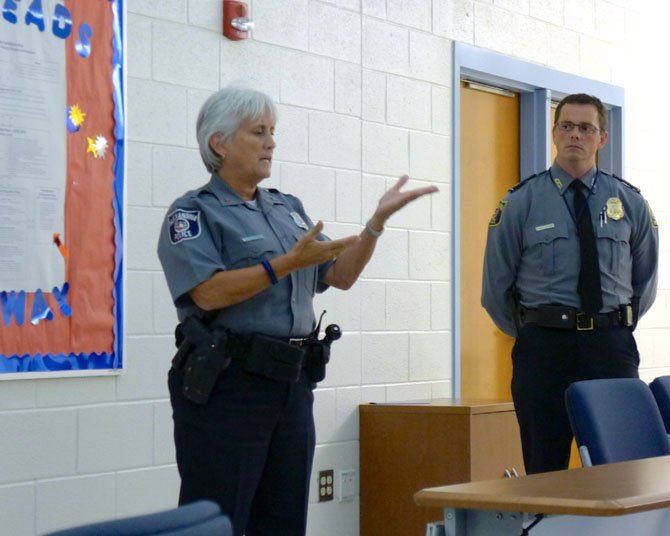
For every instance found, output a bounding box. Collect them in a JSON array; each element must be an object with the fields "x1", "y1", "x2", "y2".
[{"x1": 157, "y1": 175, "x2": 333, "y2": 338}]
